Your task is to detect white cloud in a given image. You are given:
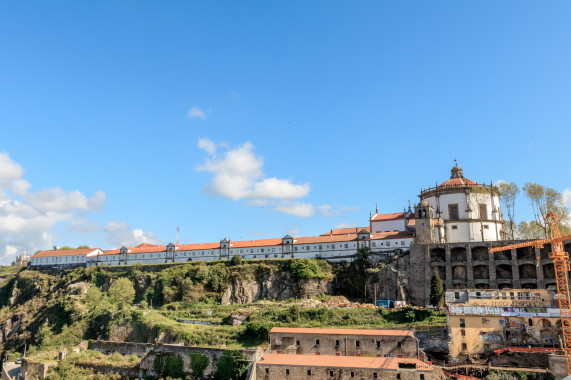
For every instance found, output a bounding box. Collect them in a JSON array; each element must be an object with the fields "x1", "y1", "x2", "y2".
[
  {"x1": 274, "y1": 201, "x2": 315, "y2": 218},
  {"x1": 495, "y1": 179, "x2": 507, "y2": 186},
  {"x1": 103, "y1": 221, "x2": 161, "y2": 248},
  {"x1": 196, "y1": 139, "x2": 313, "y2": 216},
  {"x1": 335, "y1": 222, "x2": 357, "y2": 229},
  {"x1": 287, "y1": 228, "x2": 300, "y2": 236},
  {"x1": 318, "y1": 204, "x2": 360, "y2": 218},
  {"x1": 563, "y1": 188, "x2": 571, "y2": 207},
  {"x1": 188, "y1": 106, "x2": 207, "y2": 119},
  {"x1": 0, "y1": 152, "x2": 106, "y2": 264}
]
